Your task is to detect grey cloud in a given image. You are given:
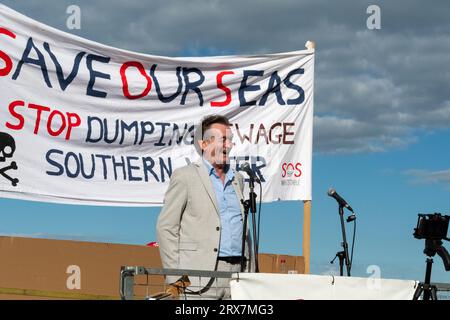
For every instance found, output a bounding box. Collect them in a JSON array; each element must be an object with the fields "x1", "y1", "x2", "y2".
[
  {"x1": 314, "y1": 116, "x2": 415, "y2": 154},
  {"x1": 2, "y1": 0, "x2": 450, "y2": 154},
  {"x1": 404, "y1": 169, "x2": 450, "y2": 185}
]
